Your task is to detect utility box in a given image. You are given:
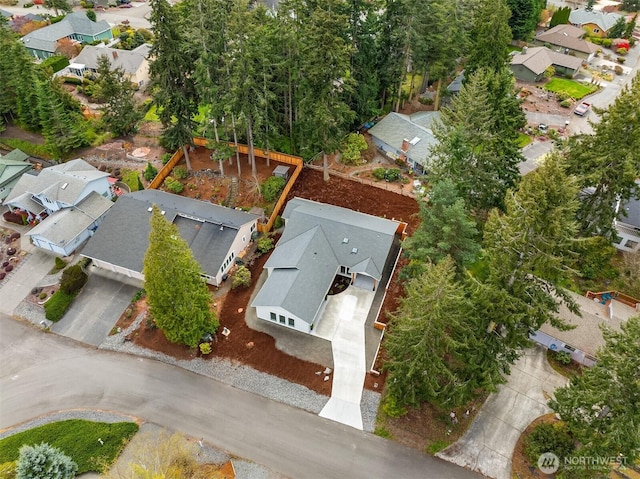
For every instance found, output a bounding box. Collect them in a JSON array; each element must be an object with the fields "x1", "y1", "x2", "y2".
[{"x1": 272, "y1": 165, "x2": 290, "y2": 180}]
